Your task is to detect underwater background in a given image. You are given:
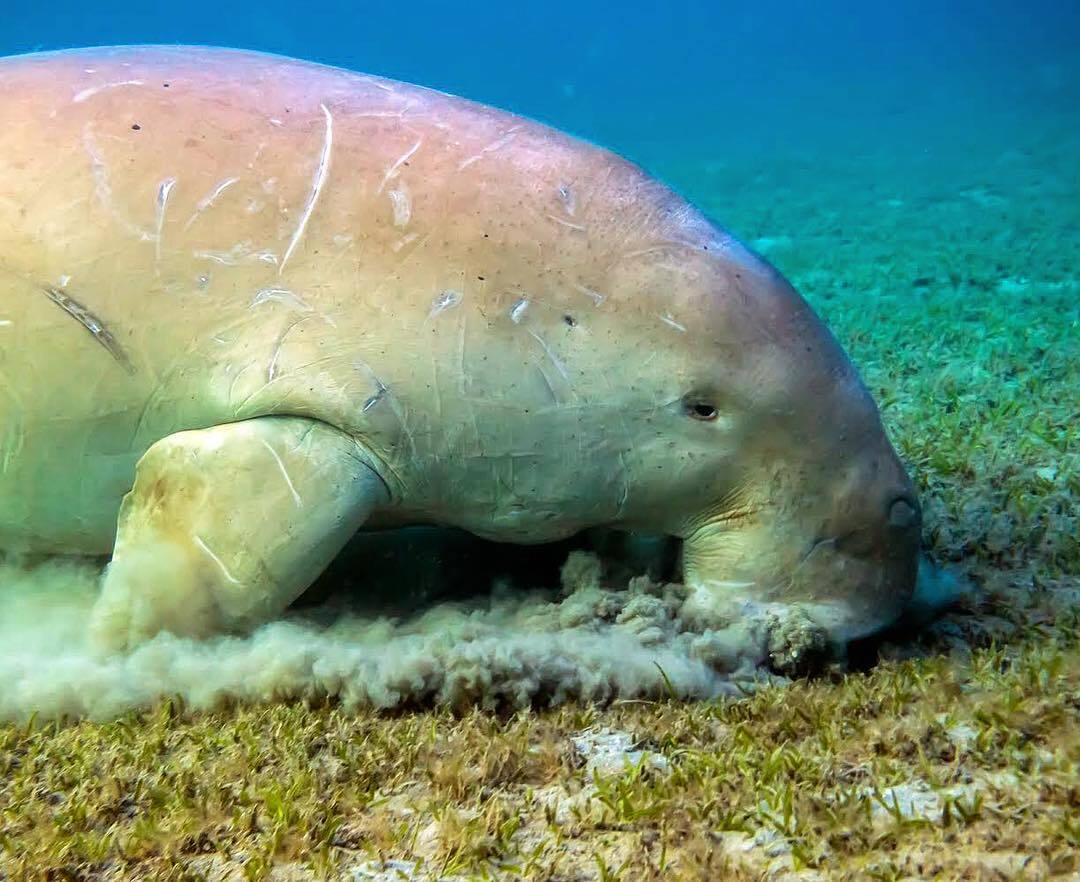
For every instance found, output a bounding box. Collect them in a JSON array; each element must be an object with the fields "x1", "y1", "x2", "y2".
[{"x1": 3, "y1": 2, "x2": 1080, "y2": 877}]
